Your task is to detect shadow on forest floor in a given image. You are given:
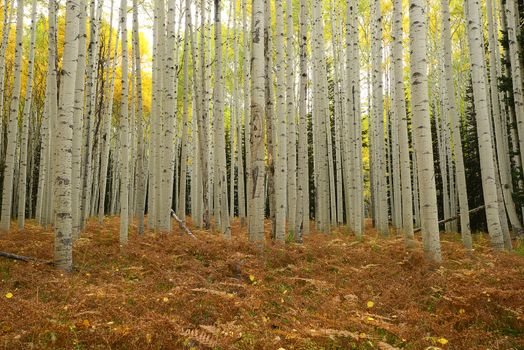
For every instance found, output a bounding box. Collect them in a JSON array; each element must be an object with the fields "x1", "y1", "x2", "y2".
[{"x1": 0, "y1": 218, "x2": 523, "y2": 350}]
